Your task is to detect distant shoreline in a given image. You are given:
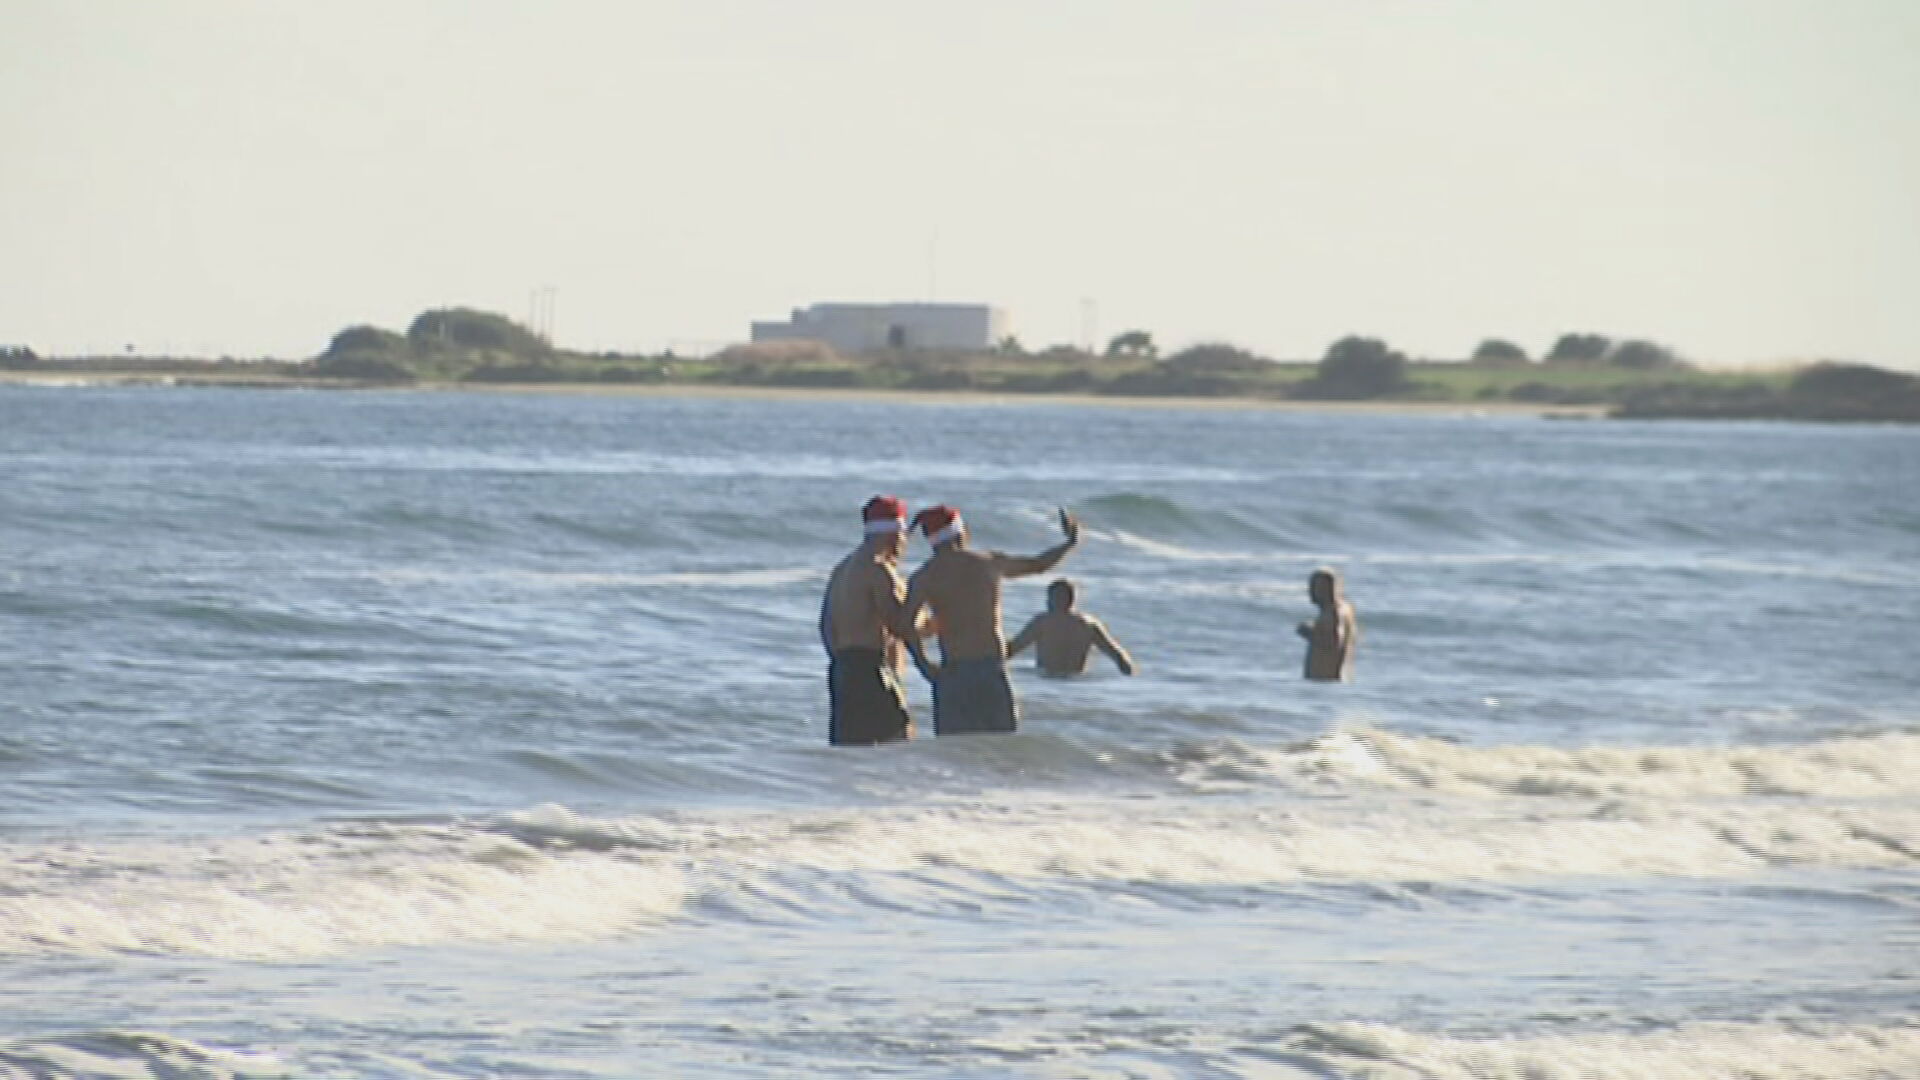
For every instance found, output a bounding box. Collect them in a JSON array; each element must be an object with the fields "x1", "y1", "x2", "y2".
[
  {"x1": 8, "y1": 363, "x2": 1917, "y2": 423},
  {"x1": 0, "y1": 369, "x2": 1608, "y2": 418}
]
